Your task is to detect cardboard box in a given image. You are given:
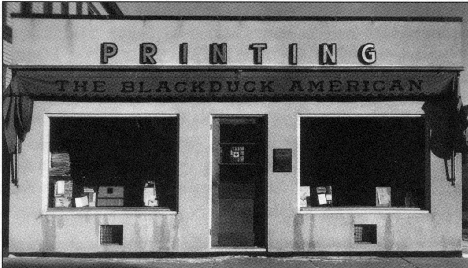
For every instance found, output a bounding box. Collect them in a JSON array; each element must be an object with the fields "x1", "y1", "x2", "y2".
[
  {"x1": 97, "y1": 198, "x2": 124, "y2": 207},
  {"x1": 98, "y1": 186, "x2": 124, "y2": 198},
  {"x1": 97, "y1": 186, "x2": 124, "y2": 207}
]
